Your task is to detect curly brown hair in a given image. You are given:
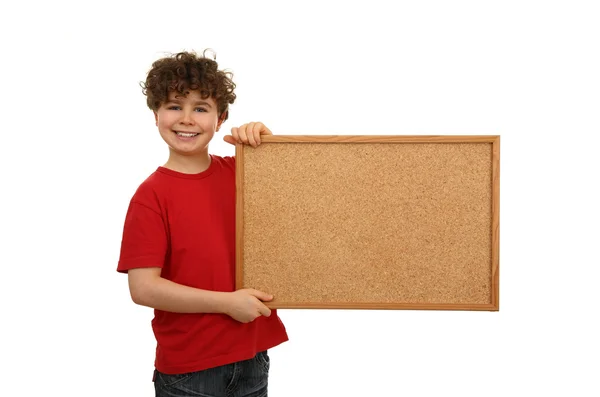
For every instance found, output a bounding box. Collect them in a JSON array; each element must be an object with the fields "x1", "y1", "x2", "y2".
[{"x1": 141, "y1": 50, "x2": 236, "y2": 121}]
